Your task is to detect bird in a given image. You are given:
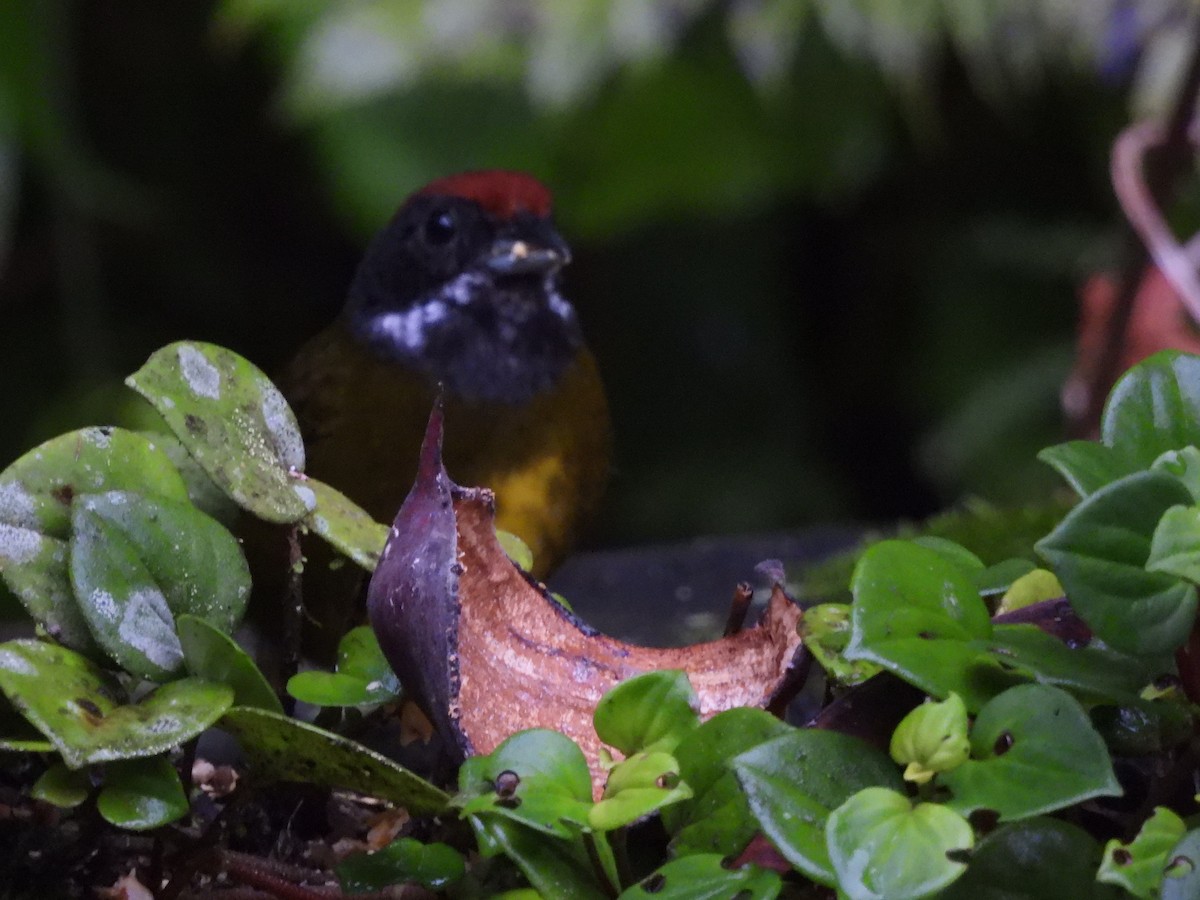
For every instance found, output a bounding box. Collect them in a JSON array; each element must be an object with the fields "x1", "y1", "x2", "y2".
[{"x1": 280, "y1": 170, "x2": 611, "y2": 586}]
